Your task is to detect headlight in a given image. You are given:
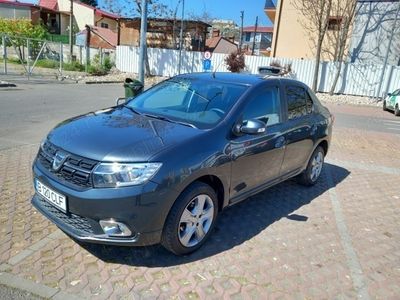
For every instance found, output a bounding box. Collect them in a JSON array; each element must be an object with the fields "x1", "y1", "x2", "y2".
[{"x1": 93, "y1": 162, "x2": 162, "y2": 188}]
